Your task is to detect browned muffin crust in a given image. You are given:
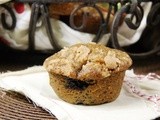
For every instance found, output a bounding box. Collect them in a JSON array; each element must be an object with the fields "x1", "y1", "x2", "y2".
[
  {"x1": 48, "y1": 3, "x2": 79, "y2": 16},
  {"x1": 49, "y1": 71, "x2": 125, "y2": 105},
  {"x1": 44, "y1": 43, "x2": 132, "y2": 81},
  {"x1": 48, "y1": 3, "x2": 114, "y2": 34}
]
